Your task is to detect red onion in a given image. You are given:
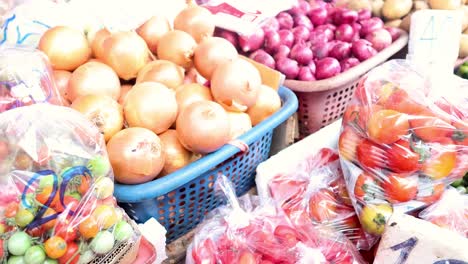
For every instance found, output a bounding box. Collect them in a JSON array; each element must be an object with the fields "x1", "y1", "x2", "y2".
[
  {"x1": 216, "y1": 29, "x2": 238, "y2": 47},
  {"x1": 352, "y1": 39, "x2": 377, "y2": 61},
  {"x1": 358, "y1": 9, "x2": 372, "y2": 21},
  {"x1": 310, "y1": 0, "x2": 328, "y2": 9},
  {"x1": 276, "y1": 57, "x2": 300, "y2": 79},
  {"x1": 314, "y1": 25, "x2": 334, "y2": 41},
  {"x1": 292, "y1": 26, "x2": 311, "y2": 44},
  {"x1": 308, "y1": 7, "x2": 328, "y2": 26},
  {"x1": 298, "y1": 66, "x2": 316, "y2": 81},
  {"x1": 335, "y1": 24, "x2": 354, "y2": 43},
  {"x1": 311, "y1": 42, "x2": 330, "y2": 59},
  {"x1": 334, "y1": 9, "x2": 358, "y2": 25},
  {"x1": 274, "y1": 45, "x2": 291, "y2": 60},
  {"x1": 309, "y1": 31, "x2": 328, "y2": 45},
  {"x1": 294, "y1": 15, "x2": 314, "y2": 31},
  {"x1": 290, "y1": 43, "x2": 314, "y2": 65},
  {"x1": 249, "y1": 49, "x2": 275, "y2": 69},
  {"x1": 315, "y1": 57, "x2": 341, "y2": 80},
  {"x1": 340, "y1": 57, "x2": 360, "y2": 72},
  {"x1": 360, "y1": 17, "x2": 384, "y2": 37},
  {"x1": 238, "y1": 28, "x2": 265, "y2": 53},
  {"x1": 261, "y1": 18, "x2": 280, "y2": 34},
  {"x1": 365, "y1": 28, "x2": 392, "y2": 51},
  {"x1": 264, "y1": 31, "x2": 281, "y2": 53},
  {"x1": 278, "y1": 30, "x2": 295, "y2": 48},
  {"x1": 289, "y1": 0, "x2": 312, "y2": 16},
  {"x1": 276, "y1": 12, "x2": 294, "y2": 30},
  {"x1": 308, "y1": 61, "x2": 316, "y2": 75},
  {"x1": 385, "y1": 27, "x2": 401, "y2": 42},
  {"x1": 329, "y1": 41, "x2": 351, "y2": 60},
  {"x1": 351, "y1": 23, "x2": 362, "y2": 41}
]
